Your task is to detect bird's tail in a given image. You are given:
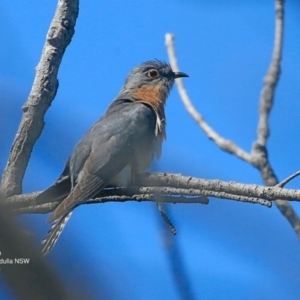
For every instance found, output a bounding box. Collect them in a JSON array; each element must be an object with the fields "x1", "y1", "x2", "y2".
[
  {"x1": 33, "y1": 157, "x2": 71, "y2": 206},
  {"x1": 41, "y1": 212, "x2": 72, "y2": 255}
]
